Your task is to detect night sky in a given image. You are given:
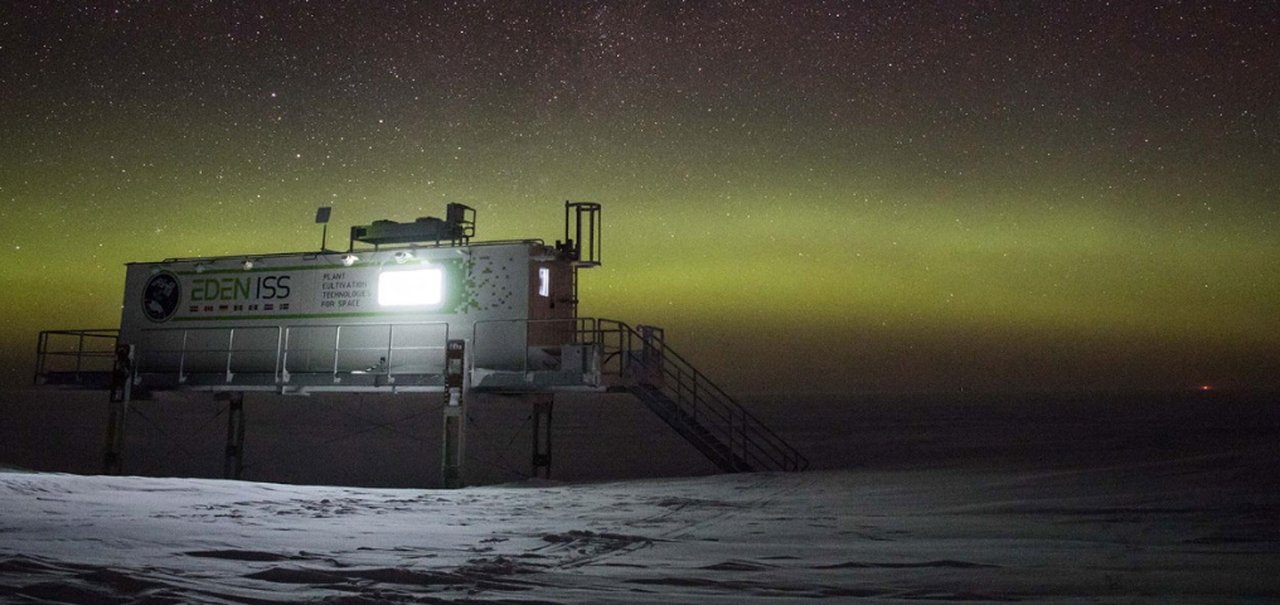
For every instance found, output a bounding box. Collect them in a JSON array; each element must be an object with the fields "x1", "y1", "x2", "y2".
[{"x1": 3, "y1": 2, "x2": 1277, "y2": 393}]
